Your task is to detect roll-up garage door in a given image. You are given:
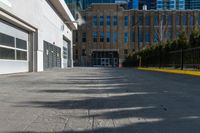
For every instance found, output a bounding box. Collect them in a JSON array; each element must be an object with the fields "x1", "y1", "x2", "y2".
[{"x1": 0, "y1": 20, "x2": 29, "y2": 74}]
